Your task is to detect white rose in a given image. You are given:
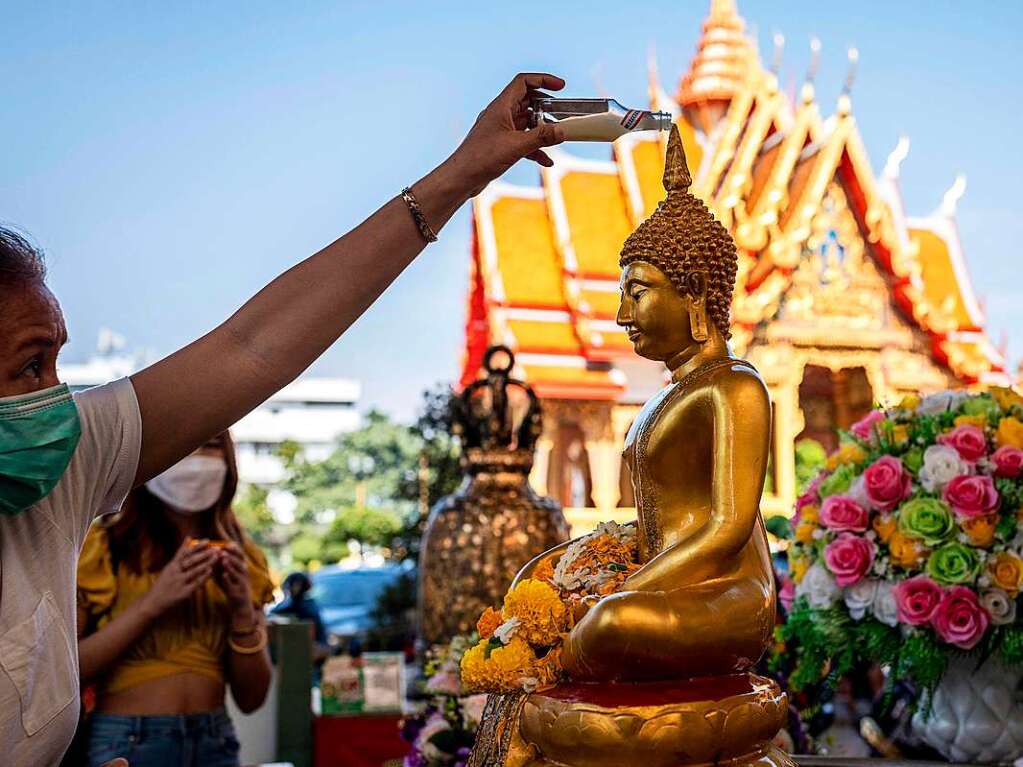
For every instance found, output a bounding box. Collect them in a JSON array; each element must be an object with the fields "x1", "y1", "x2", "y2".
[
  {"x1": 918, "y1": 444, "x2": 971, "y2": 493},
  {"x1": 917, "y1": 390, "x2": 968, "y2": 417},
  {"x1": 844, "y1": 579, "x2": 879, "y2": 620},
  {"x1": 871, "y1": 581, "x2": 899, "y2": 627},
  {"x1": 847, "y1": 475, "x2": 873, "y2": 511},
  {"x1": 981, "y1": 588, "x2": 1017, "y2": 626},
  {"x1": 797, "y1": 563, "x2": 841, "y2": 609}
]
